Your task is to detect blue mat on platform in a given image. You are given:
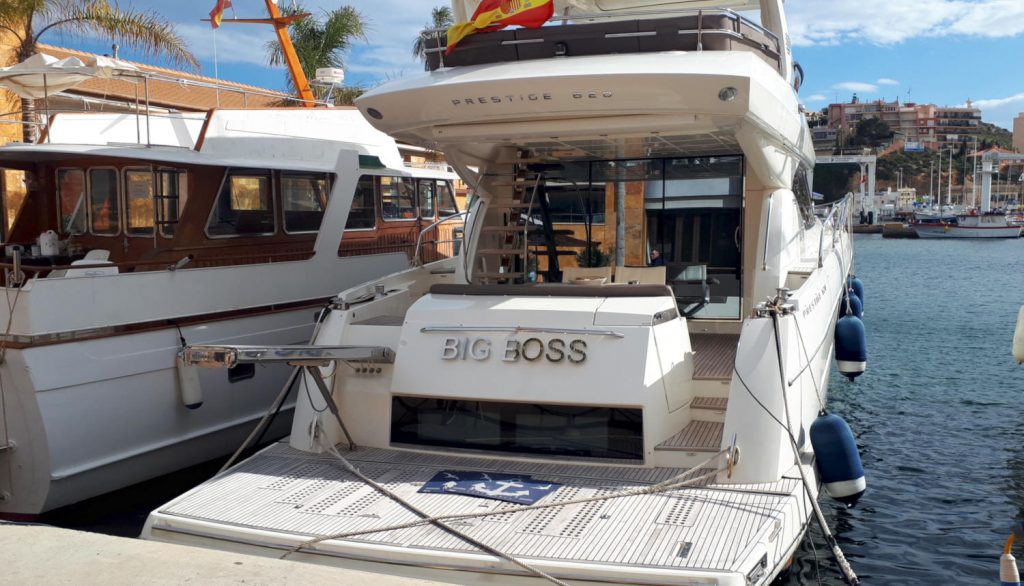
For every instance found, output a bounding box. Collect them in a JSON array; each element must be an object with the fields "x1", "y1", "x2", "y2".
[{"x1": 419, "y1": 470, "x2": 561, "y2": 505}]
